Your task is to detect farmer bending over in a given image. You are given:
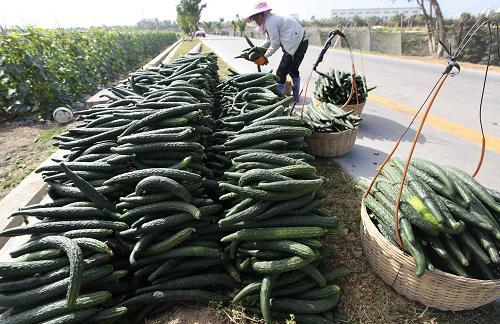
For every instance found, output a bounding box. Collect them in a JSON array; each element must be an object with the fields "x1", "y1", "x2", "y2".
[{"x1": 245, "y1": 1, "x2": 308, "y2": 100}]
